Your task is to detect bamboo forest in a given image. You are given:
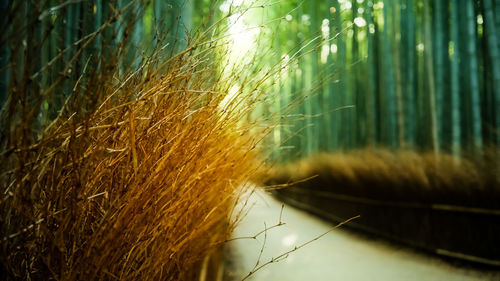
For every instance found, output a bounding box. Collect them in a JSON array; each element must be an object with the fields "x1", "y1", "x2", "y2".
[
  {"x1": 1, "y1": 1, "x2": 499, "y2": 280},
  {"x1": 255, "y1": 0, "x2": 500, "y2": 159}
]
